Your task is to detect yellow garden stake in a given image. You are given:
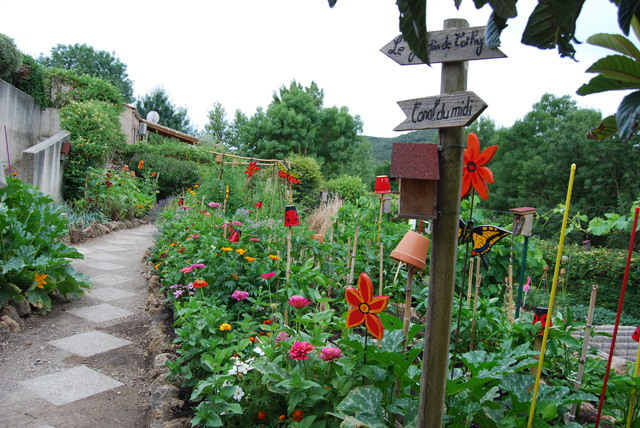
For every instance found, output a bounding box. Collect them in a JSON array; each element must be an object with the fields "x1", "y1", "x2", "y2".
[
  {"x1": 627, "y1": 337, "x2": 640, "y2": 428},
  {"x1": 527, "y1": 164, "x2": 576, "y2": 428}
]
